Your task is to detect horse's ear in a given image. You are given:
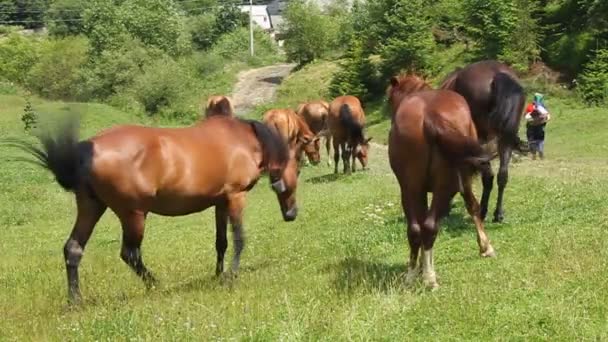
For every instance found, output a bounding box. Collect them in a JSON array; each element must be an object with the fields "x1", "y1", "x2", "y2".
[
  {"x1": 216, "y1": 97, "x2": 233, "y2": 116},
  {"x1": 298, "y1": 136, "x2": 311, "y2": 144},
  {"x1": 390, "y1": 76, "x2": 399, "y2": 87},
  {"x1": 365, "y1": 137, "x2": 372, "y2": 144}
]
